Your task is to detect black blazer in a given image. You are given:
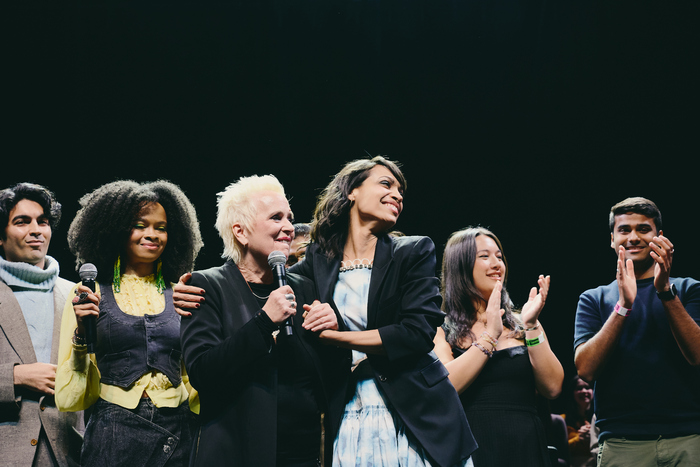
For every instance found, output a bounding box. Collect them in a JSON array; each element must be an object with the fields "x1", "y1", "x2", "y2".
[
  {"x1": 180, "y1": 260, "x2": 330, "y2": 467},
  {"x1": 290, "y1": 234, "x2": 478, "y2": 467}
]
